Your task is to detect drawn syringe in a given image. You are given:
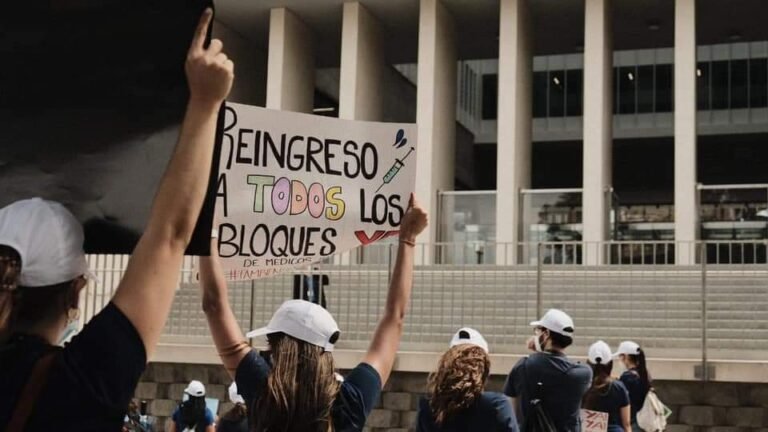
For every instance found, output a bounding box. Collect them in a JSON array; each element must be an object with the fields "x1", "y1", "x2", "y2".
[{"x1": 376, "y1": 147, "x2": 415, "y2": 193}]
